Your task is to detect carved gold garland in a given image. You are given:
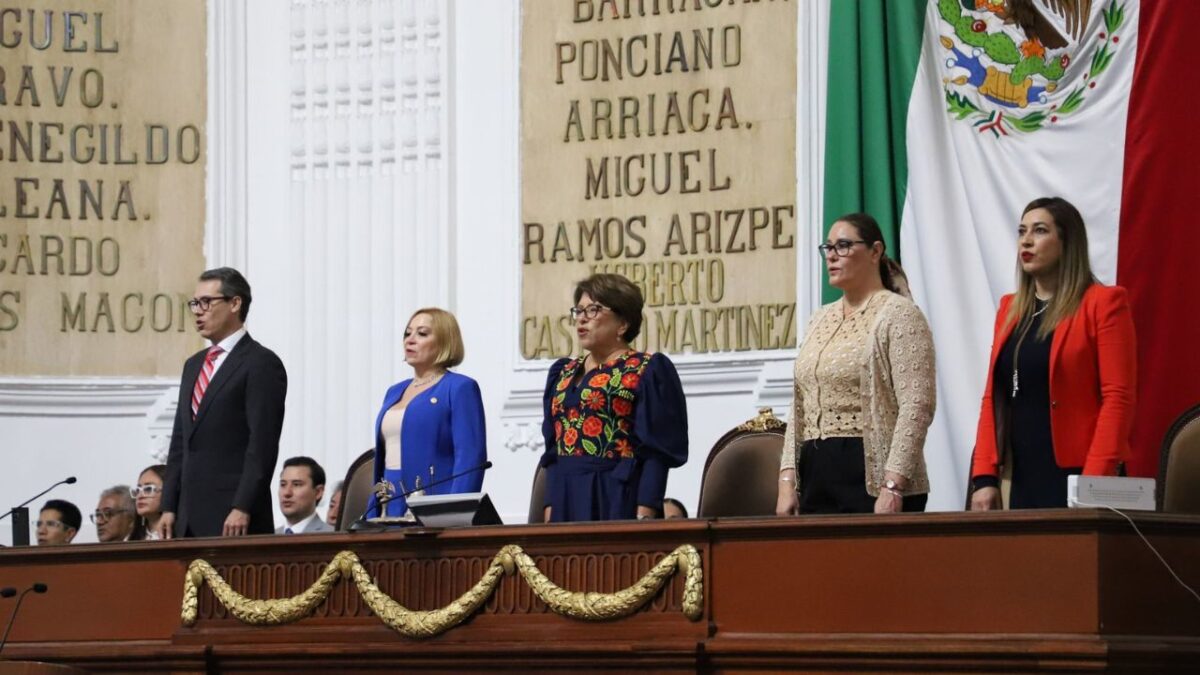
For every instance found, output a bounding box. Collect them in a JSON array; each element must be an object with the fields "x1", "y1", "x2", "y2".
[{"x1": 181, "y1": 544, "x2": 703, "y2": 638}]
